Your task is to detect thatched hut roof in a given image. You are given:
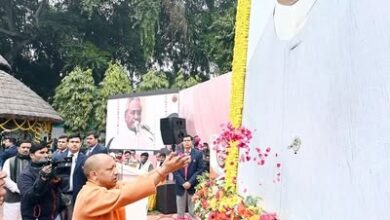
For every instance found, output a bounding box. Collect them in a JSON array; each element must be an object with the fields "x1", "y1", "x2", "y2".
[
  {"x1": 0, "y1": 55, "x2": 62, "y2": 122},
  {"x1": 0, "y1": 55, "x2": 11, "y2": 72}
]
